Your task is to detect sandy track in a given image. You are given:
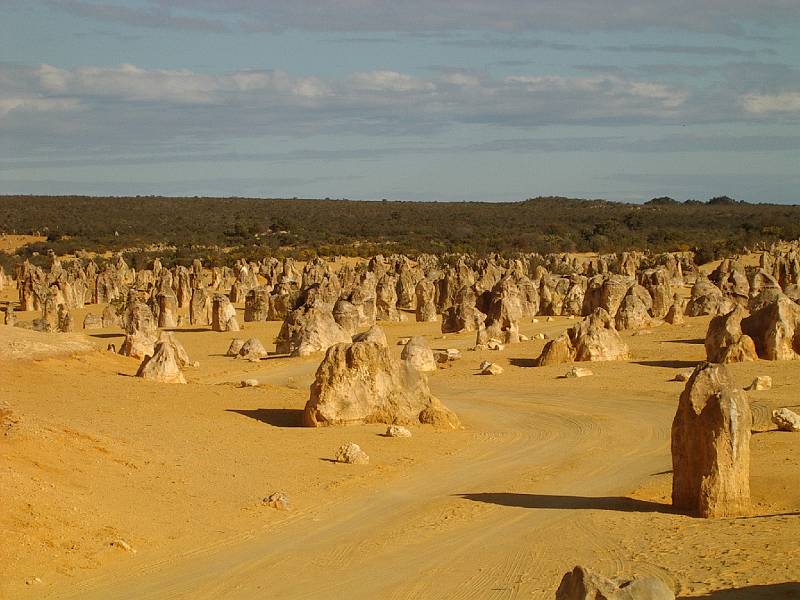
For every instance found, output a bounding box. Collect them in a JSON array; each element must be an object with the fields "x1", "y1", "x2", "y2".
[{"x1": 59, "y1": 365, "x2": 673, "y2": 600}]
